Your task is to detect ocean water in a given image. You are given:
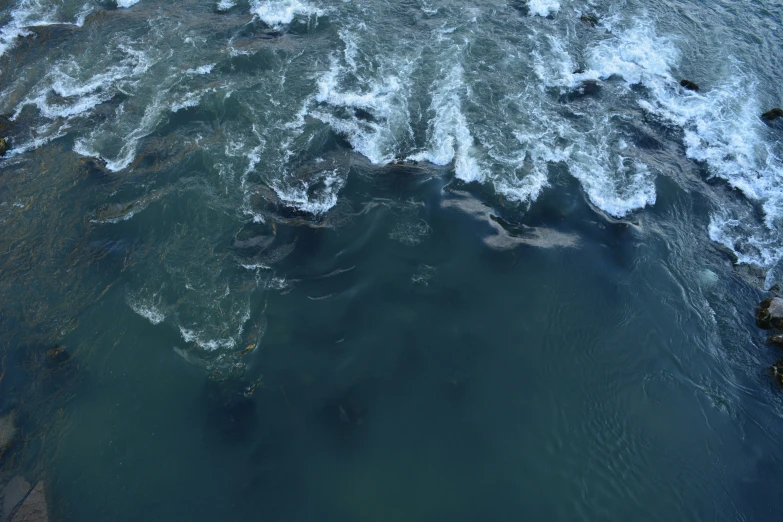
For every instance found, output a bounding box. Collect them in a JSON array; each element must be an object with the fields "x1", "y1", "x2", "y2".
[{"x1": 1, "y1": 0, "x2": 783, "y2": 520}]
